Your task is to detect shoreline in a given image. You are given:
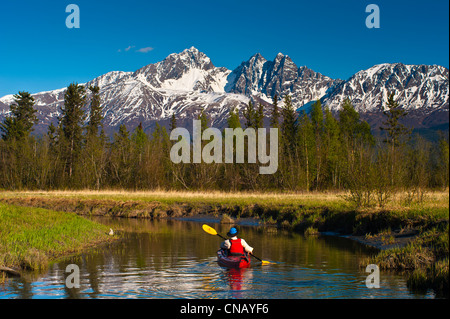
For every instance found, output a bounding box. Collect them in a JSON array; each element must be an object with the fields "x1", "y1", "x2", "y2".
[
  {"x1": 0, "y1": 194, "x2": 444, "y2": 248},
  {"x1": 174, "y1": 215, "x2": 419, "y2": 251},
  {"x1": 0, "y1": 202, "x2": 118, "y2": 281}
]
